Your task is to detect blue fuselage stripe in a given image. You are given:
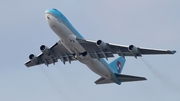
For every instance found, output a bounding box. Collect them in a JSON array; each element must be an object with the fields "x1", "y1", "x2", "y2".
[{"x1": 46, "y1": 9, "x2": 84, "y2": 39}]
